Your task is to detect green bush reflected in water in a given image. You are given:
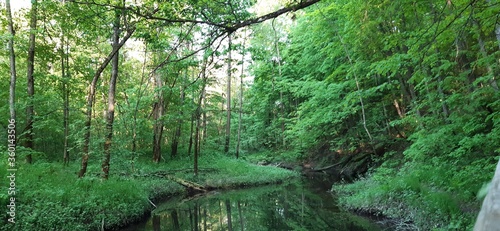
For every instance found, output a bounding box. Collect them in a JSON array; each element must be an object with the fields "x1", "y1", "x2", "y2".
[{"x1": 124, "y1": 179, "x2": 384, "y2": 231}]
